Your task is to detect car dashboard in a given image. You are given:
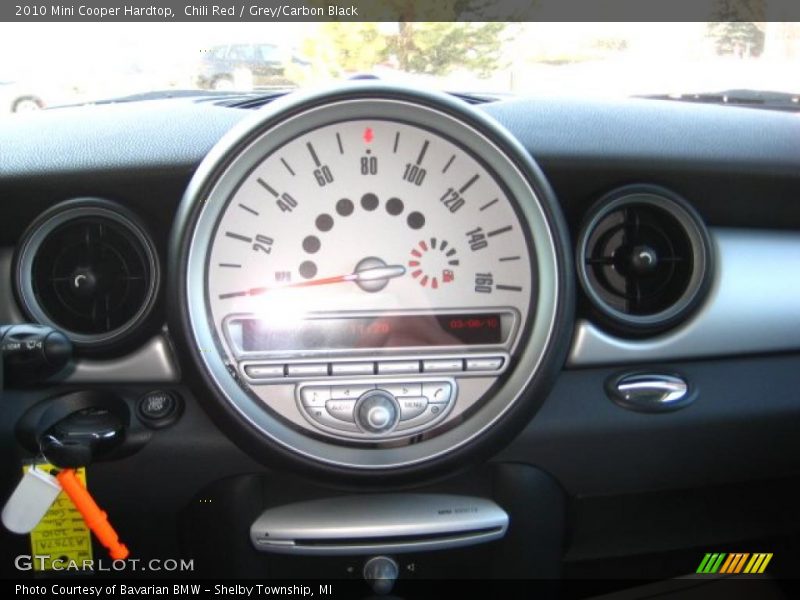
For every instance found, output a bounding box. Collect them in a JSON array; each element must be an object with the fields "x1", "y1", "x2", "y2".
[{"x1": 1, "y1": 84, "x2": 799, "y2": 587}]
